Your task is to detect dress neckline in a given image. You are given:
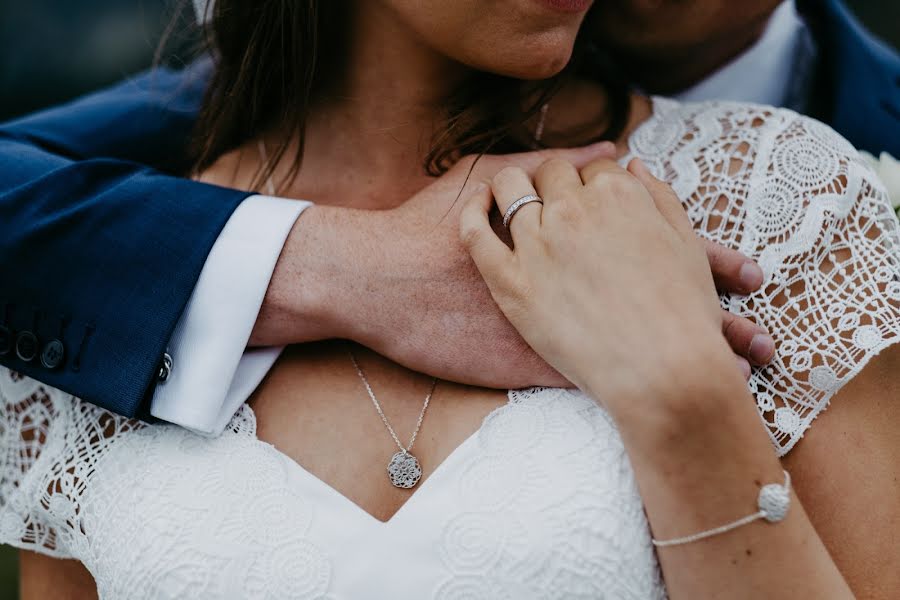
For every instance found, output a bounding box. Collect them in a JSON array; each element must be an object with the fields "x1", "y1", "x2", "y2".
[{"x1": 242, "y1": 389, "x2": 520, "y2": 524}]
